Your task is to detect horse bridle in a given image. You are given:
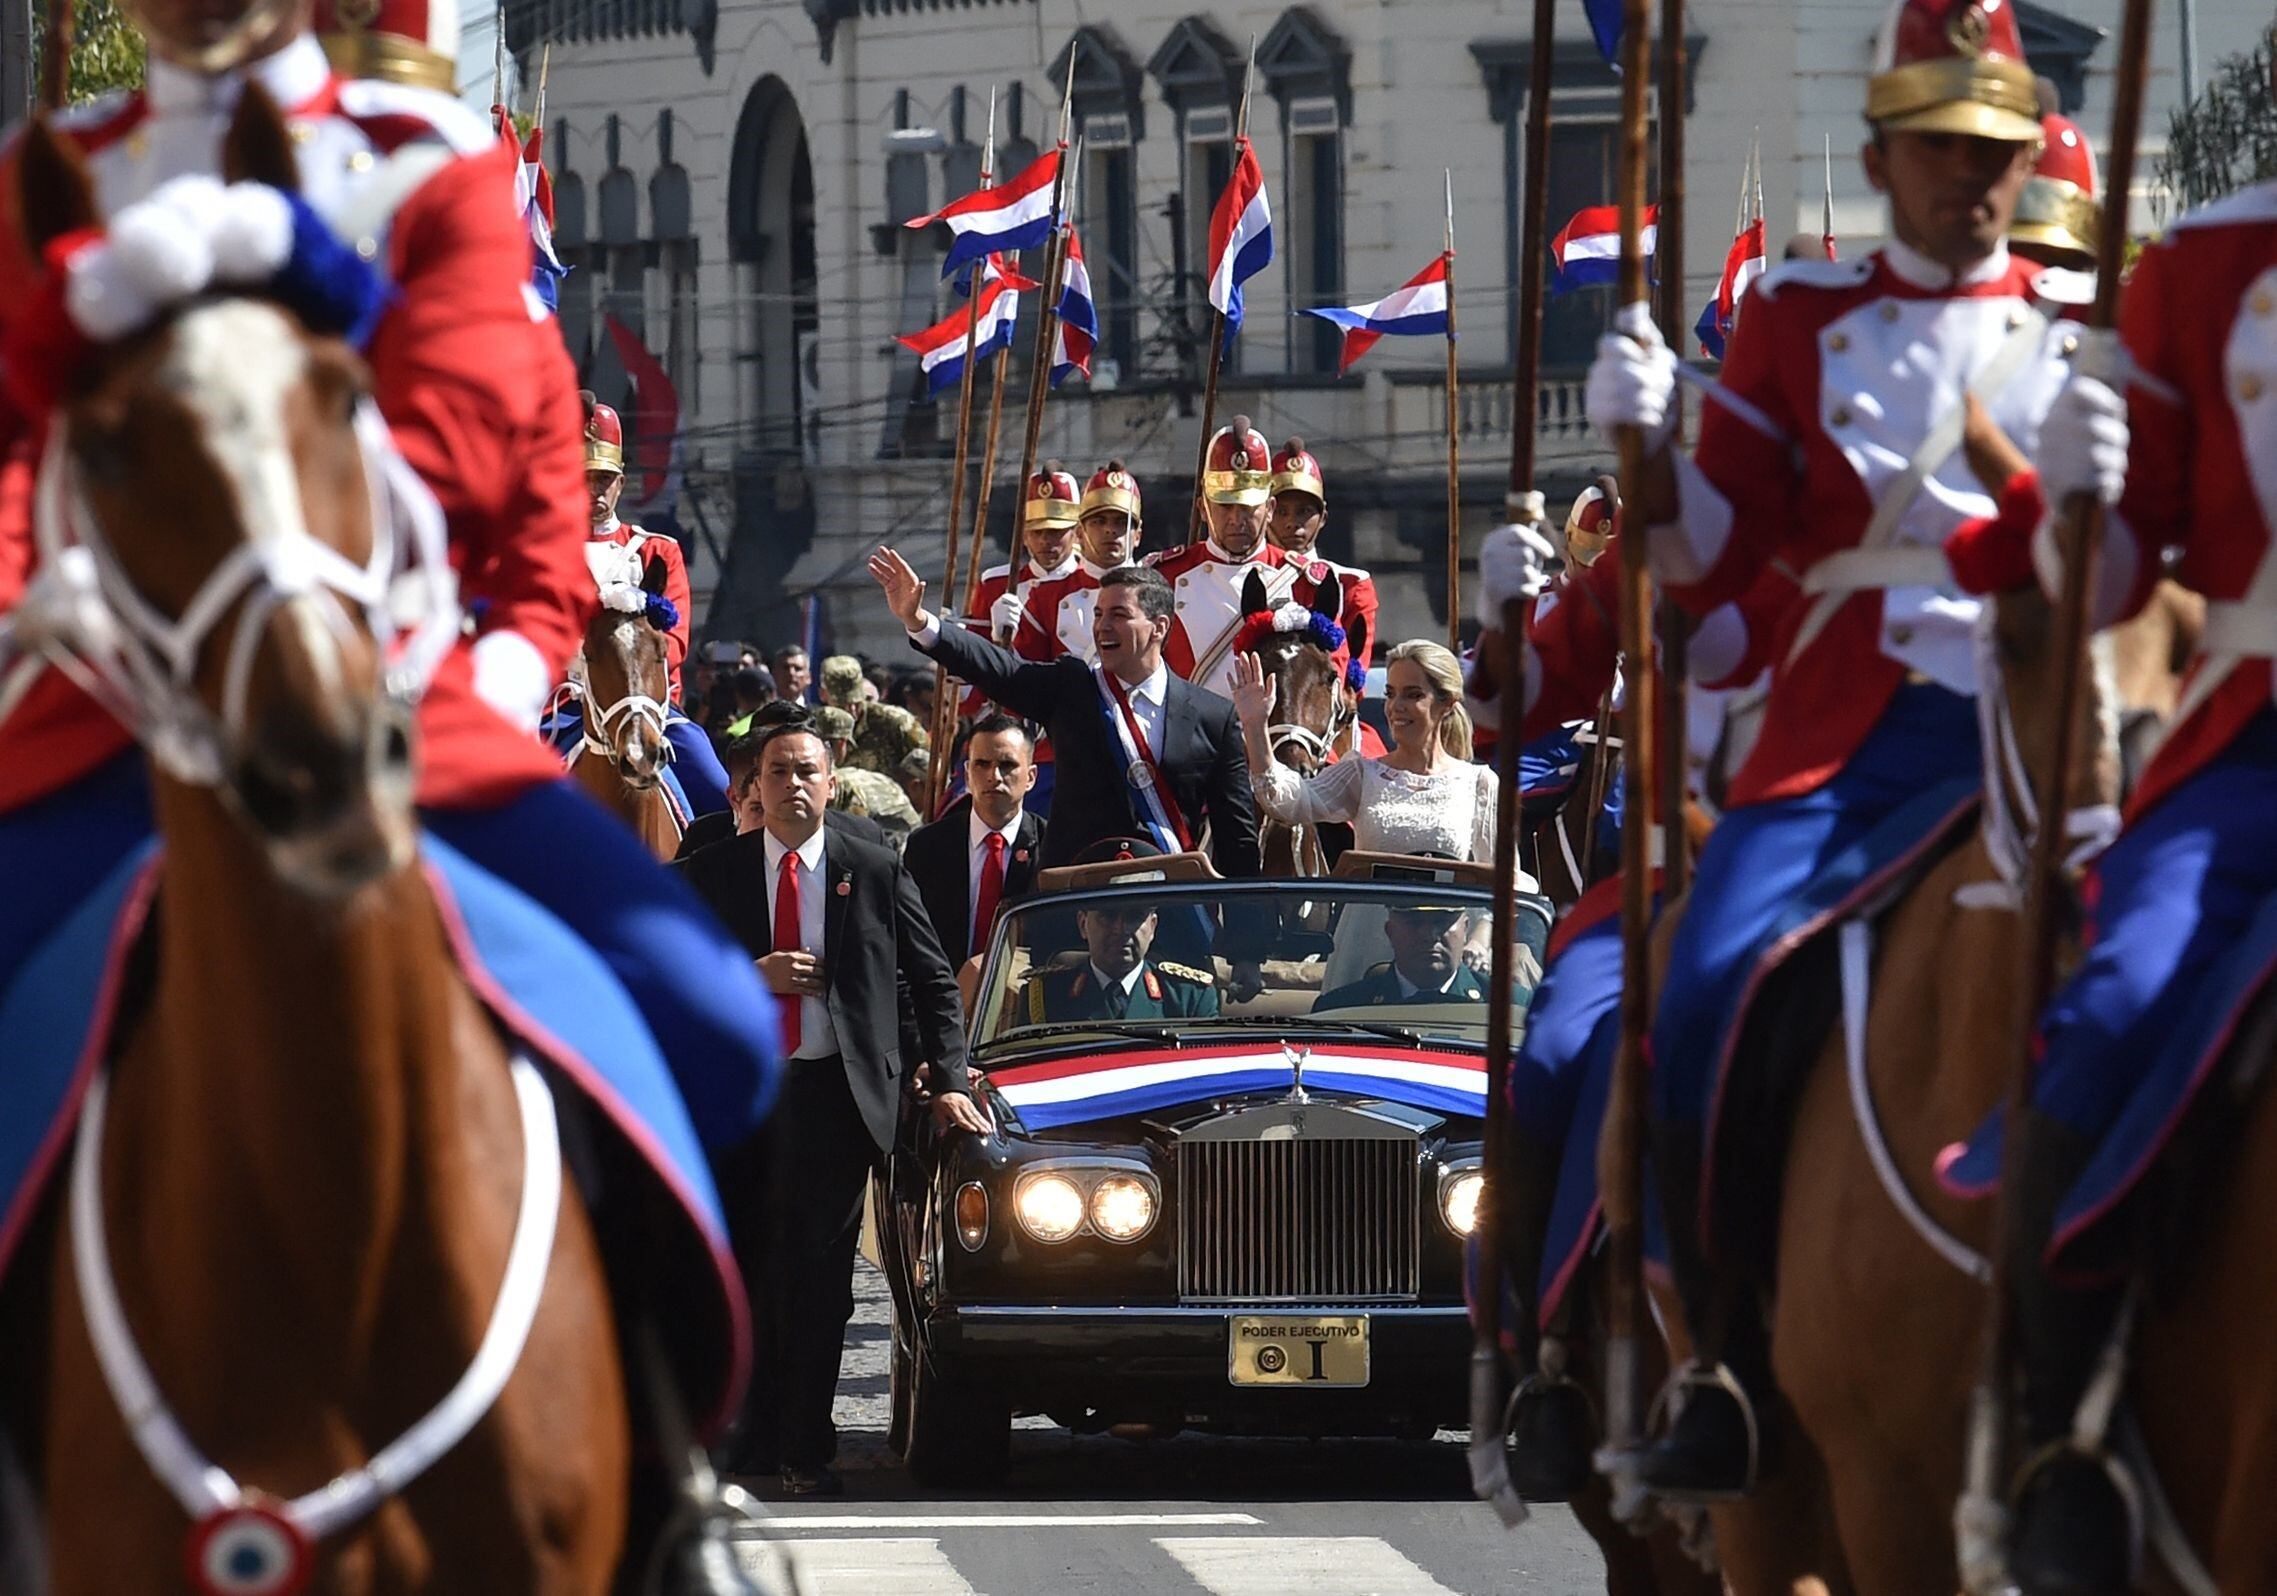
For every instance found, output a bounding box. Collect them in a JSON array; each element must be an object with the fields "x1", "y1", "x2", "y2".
[
  {"x1": 555, "y1": 651, "x2": 676, "y2": 776},
  {"x1": 1265, "y1": 679, "x2": 1357, "y2": 776},
  {"x1": 7, "y1": 401, "x2": 457, "y2": 790}
]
